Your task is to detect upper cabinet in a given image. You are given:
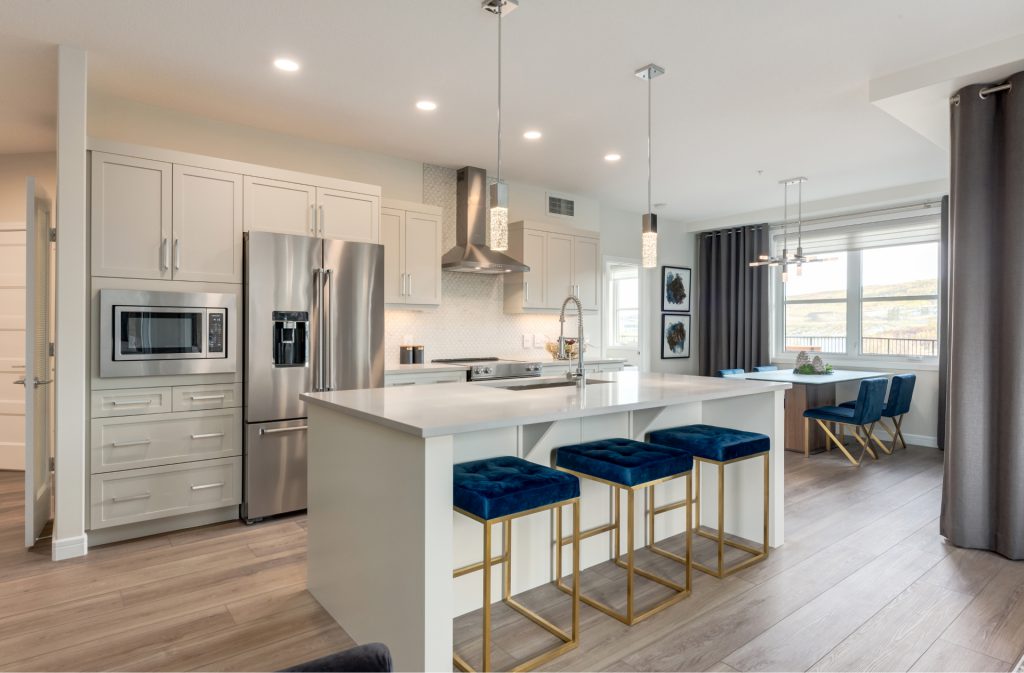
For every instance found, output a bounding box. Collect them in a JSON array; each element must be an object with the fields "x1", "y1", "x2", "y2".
[
  {"x1": 381, "y1": 200, "x2": 442, "y2": 307},
  {"x1": 172, "y1": 165, "x2": 243, "y2": 283},
  {"x1": 243, "y1": 176, "x2": 316, "y2": 237},
  {"x1": 504, "y1": 221, "x2": 600, "y2": 313},
  {"x1": 318, "y1": 188, "x2": 379, "y2": 243}
]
